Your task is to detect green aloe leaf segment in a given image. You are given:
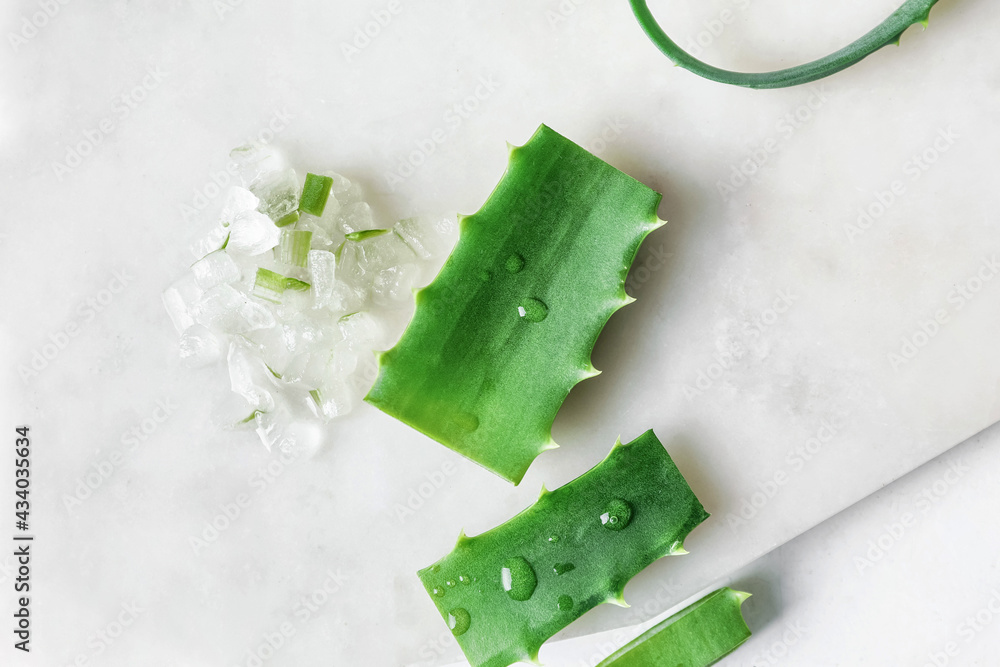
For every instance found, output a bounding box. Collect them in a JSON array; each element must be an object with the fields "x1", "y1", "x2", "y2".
[
  {"x1": 597, "y1": 587, "x2": 752, "y2": 667},
  {"x1": 366, "y1": 124, "x2": 663, "y2": 483},
  {"x1": 417, "y1": 430, "x2": 710, "y2": 667},
  {"x1": 629, "y1": 0, "x2": 940, "y2": 89}
]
